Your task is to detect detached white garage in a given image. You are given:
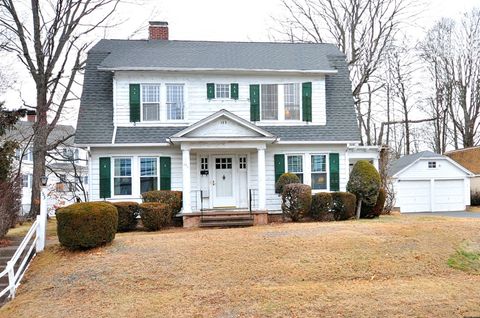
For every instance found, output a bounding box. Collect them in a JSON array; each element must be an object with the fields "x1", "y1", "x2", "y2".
[{"x1": 390, "y1": 151, "x2": 472, "y2": 213}]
